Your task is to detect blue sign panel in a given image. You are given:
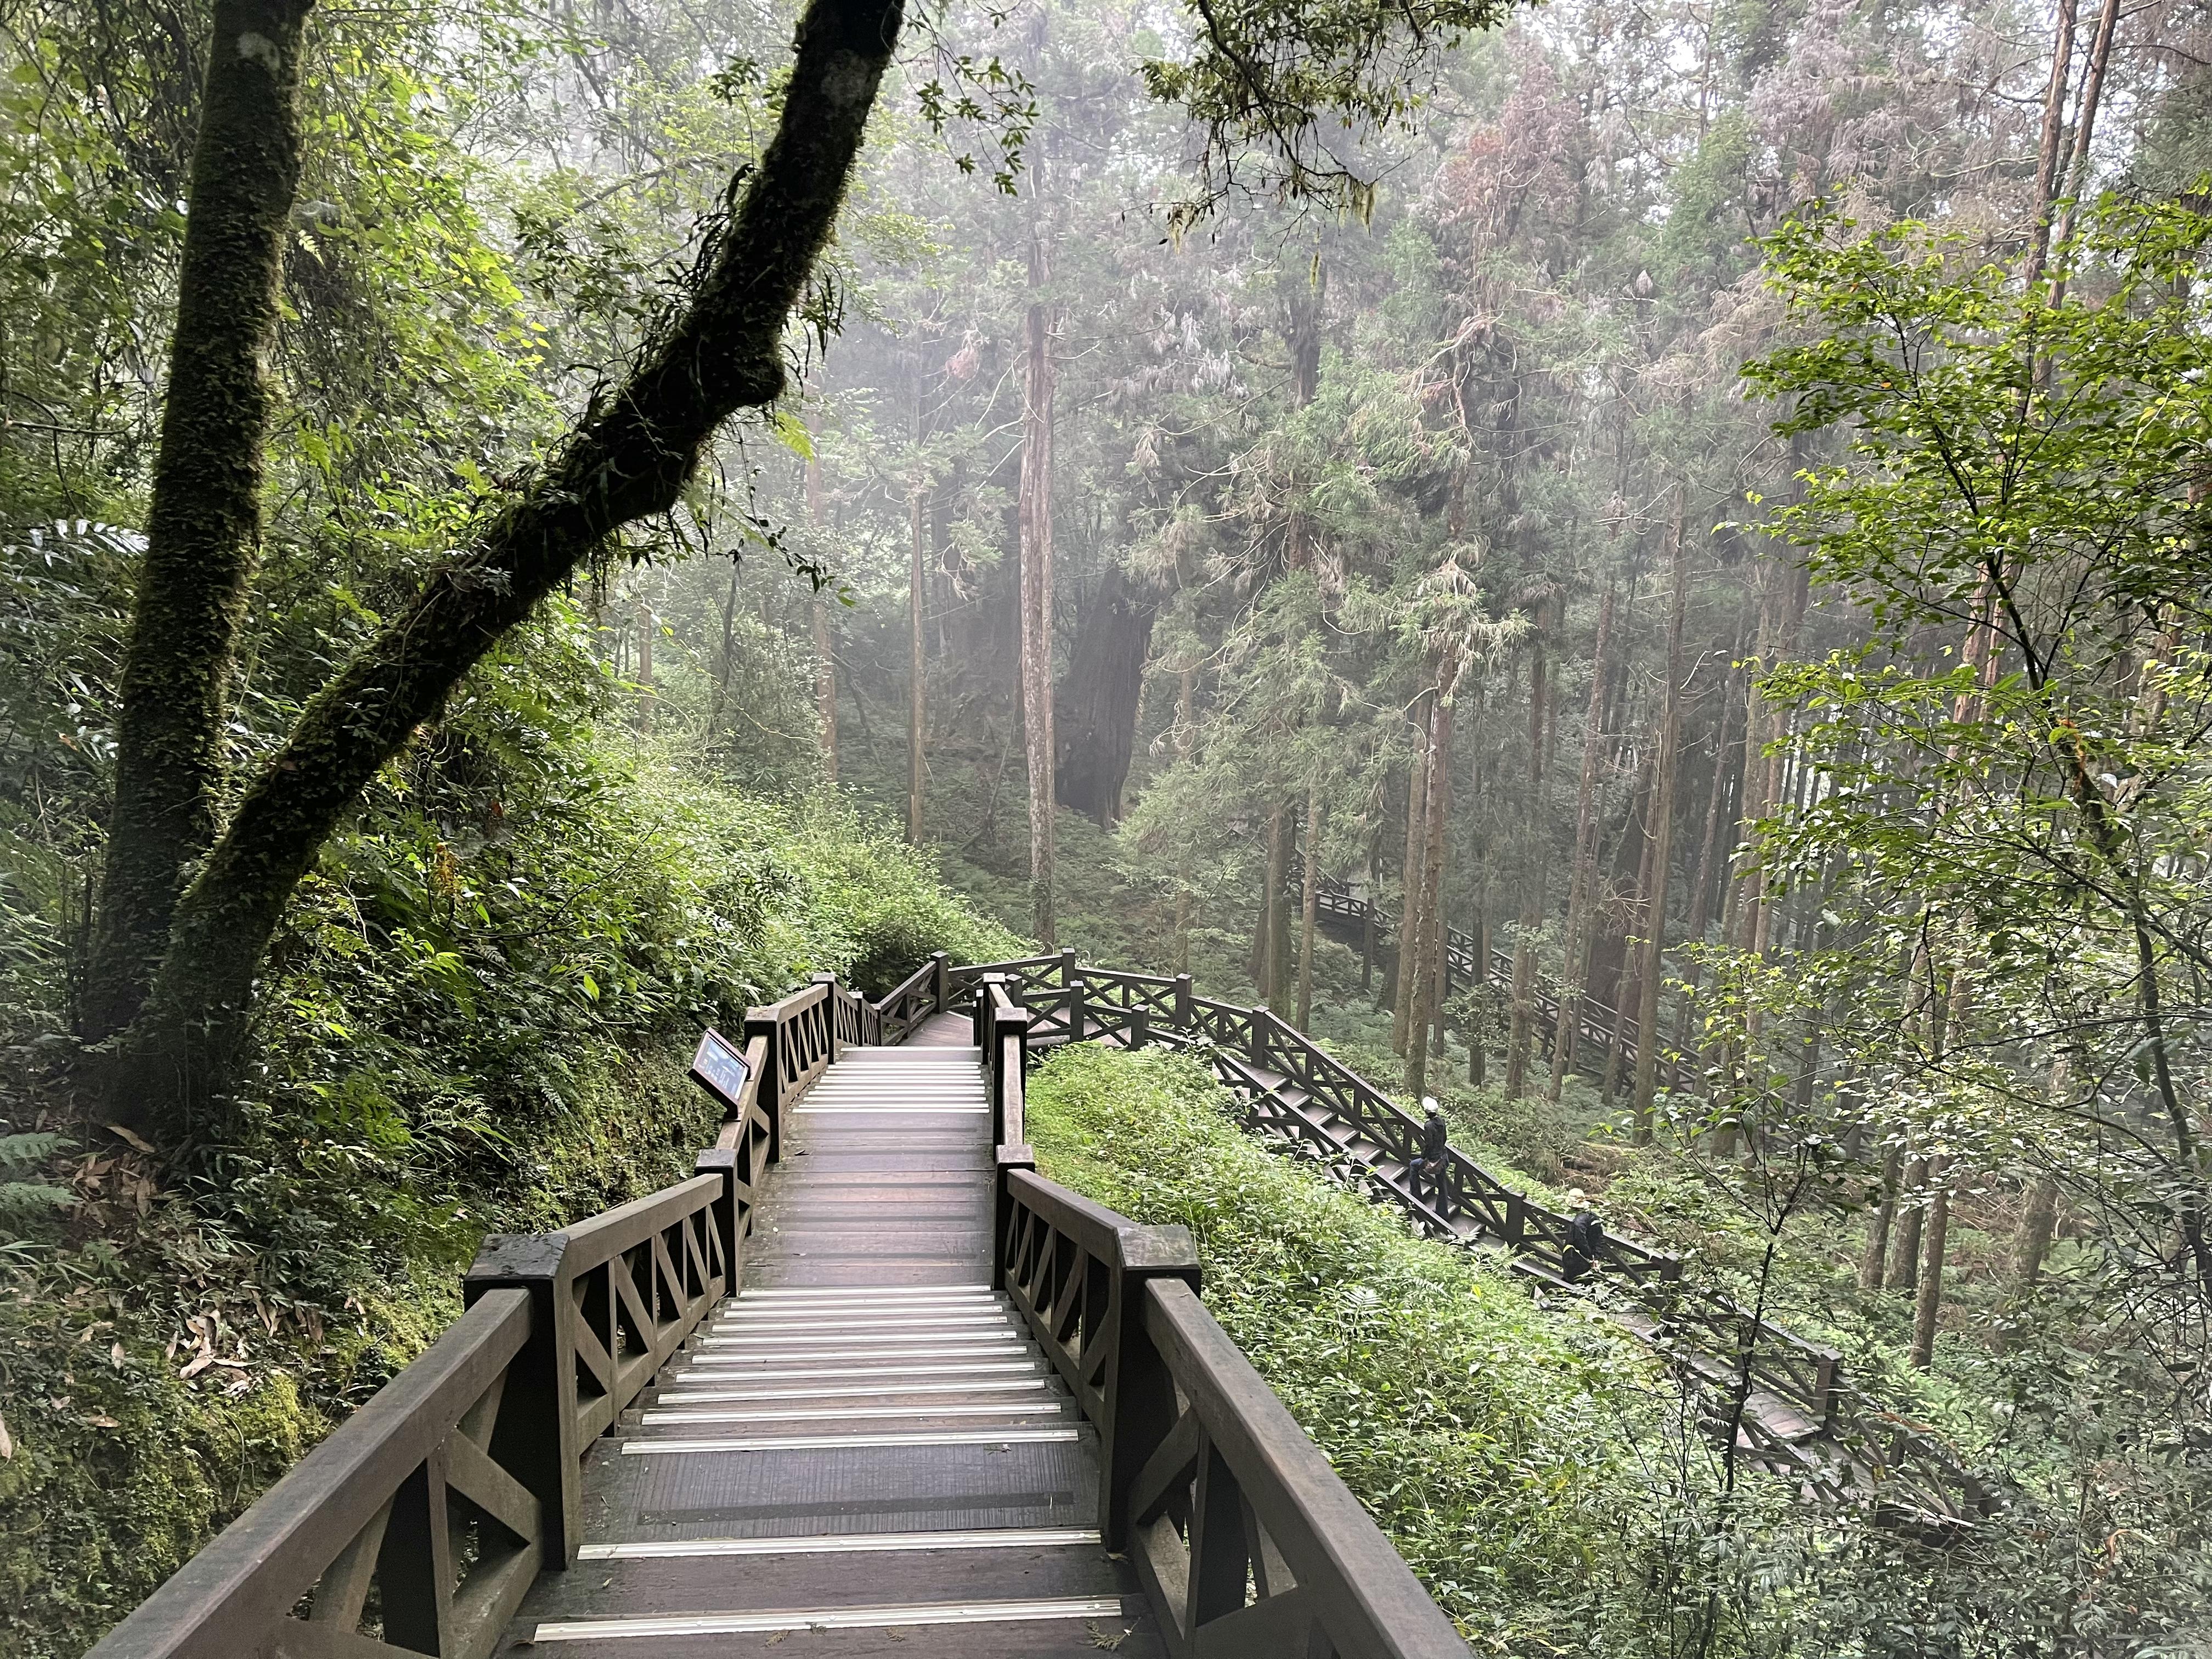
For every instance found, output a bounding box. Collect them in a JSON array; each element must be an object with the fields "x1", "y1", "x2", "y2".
[{"x1": 691, "y1": 1028, "x2": 753, "y2": 1113}]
